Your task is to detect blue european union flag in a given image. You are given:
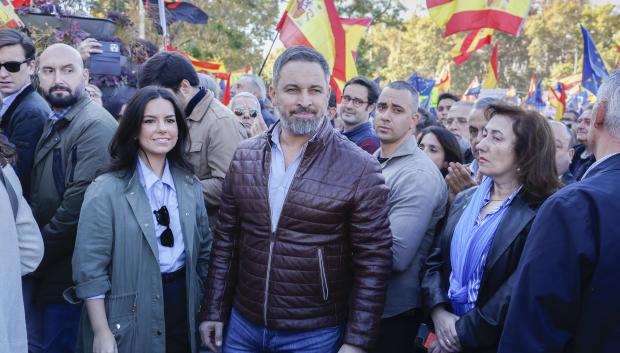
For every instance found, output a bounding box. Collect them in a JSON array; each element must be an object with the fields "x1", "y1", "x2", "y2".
[
  {"x1": 407, "y1": 73, "x2": 435, "y2": 108},
  {"x1": 580, "y1": 24, "x2": 609, "y2": 95}
]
